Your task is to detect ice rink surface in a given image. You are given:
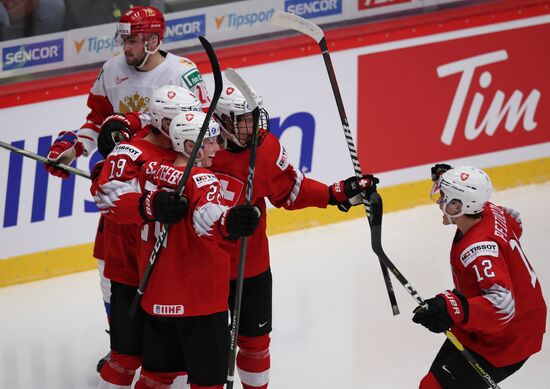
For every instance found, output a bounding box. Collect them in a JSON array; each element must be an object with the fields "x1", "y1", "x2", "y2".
[{"x1": 1, "y1": 183, "x2": 549, "y2": 389}]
